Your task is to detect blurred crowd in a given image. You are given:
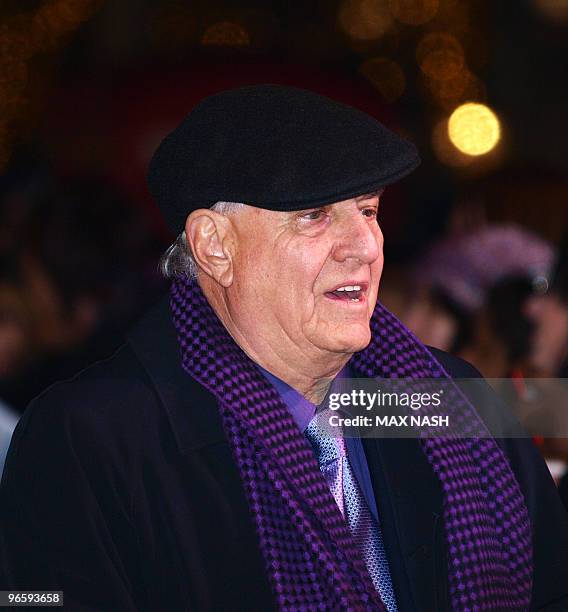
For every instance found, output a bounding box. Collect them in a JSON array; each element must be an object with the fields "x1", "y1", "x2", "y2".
[
  {"x1": 381, "y1": 218, "x2": 568, "y2": 504},
  {"x1": 398, "y1": 225, "x2": 565, "y2": 379},
  {"x1": 0, "y1": 159, "x2": 168, "y2": 472}
]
